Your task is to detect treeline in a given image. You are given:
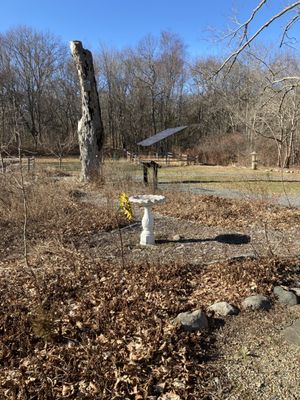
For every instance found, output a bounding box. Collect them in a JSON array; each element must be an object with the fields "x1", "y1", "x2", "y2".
[{"x1": 1, "y1": 26, "x2": 300, "y2": 167}]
